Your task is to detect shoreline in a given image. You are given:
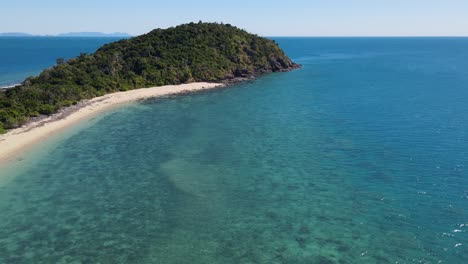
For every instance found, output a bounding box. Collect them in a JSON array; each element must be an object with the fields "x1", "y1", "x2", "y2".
[
  {"x1": 0, "y1": 83, "x2": 21, "y2": 89},
  {"x1": 0, "y1": 82, "x2": 223, "y2": 162}
]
